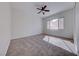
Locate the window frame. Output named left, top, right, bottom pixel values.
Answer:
left=47, top=17, right=64, bottom=30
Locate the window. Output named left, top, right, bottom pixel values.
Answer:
left=47, top=18, right=64, bottom=30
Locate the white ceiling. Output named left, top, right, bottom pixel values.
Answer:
left=34, top=2, right=75, bottom=17
left=11, top=2, right=75, bottom=18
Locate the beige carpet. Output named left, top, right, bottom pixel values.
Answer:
left=6, top=34, right=76, bottom=56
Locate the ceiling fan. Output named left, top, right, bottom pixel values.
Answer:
left=37, top=5, right=50, bottom=15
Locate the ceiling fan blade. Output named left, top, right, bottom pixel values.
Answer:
left=37, top=8, right=41, bottom=10
left=37, top=11, right=42, bottom=14
left=43, top=5, right=47, bottom=10
left=42, top=12, right=45, bottom=15
left=44, top=10, right=50, bottom=12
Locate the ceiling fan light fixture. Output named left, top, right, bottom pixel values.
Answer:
left=36, top=5, right=50, bottom=15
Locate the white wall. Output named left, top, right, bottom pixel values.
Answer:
left=0, top=3, right=11, bottom=56
left=43, top=8, right=74, bottom=39
left=11, top=2, right=42, bottom=39
left=74, top=2, right=79, bottom=55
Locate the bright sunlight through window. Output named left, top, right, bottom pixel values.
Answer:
left=47, top=18, right=64, bottom=30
